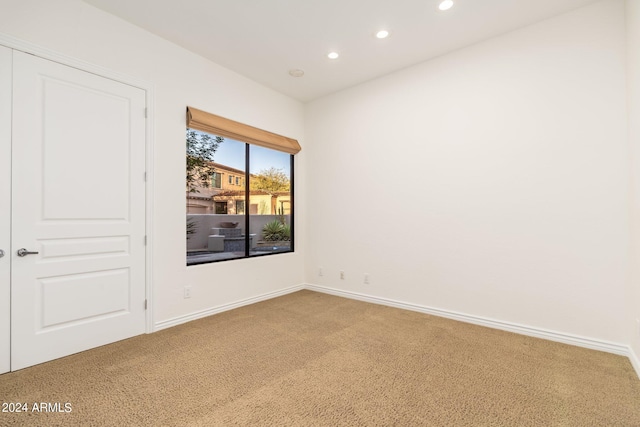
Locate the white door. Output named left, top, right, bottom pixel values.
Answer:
left=0, top=46, right=11, bottom=374
left=11, top=51, right=147, bottom=371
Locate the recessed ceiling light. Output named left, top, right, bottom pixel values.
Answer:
left=439, top=0, right=454, bottom=11
left=288, top=69, right=304, bottom=77
left=376, top=30, right=389, bottom=39
left=328, top=52, right=339, bottom=59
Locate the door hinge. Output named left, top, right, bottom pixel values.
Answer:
left=143, top=171, right=147, bottom=182
left=144, top=299, right=148, bottom=310
left=144, top=107, right=147, bottom=118
left=144, top=235, right=147, bottom=245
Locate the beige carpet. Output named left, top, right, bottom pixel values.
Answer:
left=1, top=290, right=639, bottom=426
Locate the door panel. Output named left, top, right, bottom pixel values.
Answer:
left=0, top=46, right=11, bottom=375
left=41, top=78, right=131, bottom=220
left=11, top=51, right=146, bottom=370
left=40, top=269, right=130, bottom=328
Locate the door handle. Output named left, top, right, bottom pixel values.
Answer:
left=0, top=249, right=4, bottom=258
left=17, top=248, right=39, bottom=257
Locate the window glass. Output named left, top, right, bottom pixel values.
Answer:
left=249, top=145, right=292, bottom=257
left=186, top=129, right=293, bottom=265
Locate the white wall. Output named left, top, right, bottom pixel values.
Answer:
left=0, top=0, right=307, bottom=325
left=305, top=0, right=630, bottom=345
left=627, top=0, right=640, bottom=370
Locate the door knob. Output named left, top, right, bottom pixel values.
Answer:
left=0, top=249, right=4, bottom=258
left=17, top=248, right=39, bottom=257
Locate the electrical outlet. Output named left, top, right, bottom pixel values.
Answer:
left=340, top=271, right=345, bottom=280
left=364, top=274, right=370, bottom=284
left=318, top=267, right=323, bottom=277
left=184, top=286, right=192, bottom=299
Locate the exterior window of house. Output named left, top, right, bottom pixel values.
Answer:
left=215, top=202, right=228, bottom=214
left=186, top=107, right=299, bottom=266
left=211, top=172, right=221, bottom=188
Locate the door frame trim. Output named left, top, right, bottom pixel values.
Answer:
left=0, top=32, right=155, bottom=334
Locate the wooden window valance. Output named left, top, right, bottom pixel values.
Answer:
left=186, top=106, right=301, bottom=155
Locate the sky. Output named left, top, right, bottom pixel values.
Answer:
left=197, top=132, right=291, bottom=176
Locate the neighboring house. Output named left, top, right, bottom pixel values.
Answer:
left=186, top=162, right=290, bottom=215
left=186, top=162, right=246, bottom=214
left=212, top=190, right=291, bottom=215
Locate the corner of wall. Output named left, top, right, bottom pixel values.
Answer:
left=629, top=344, right=640, bottom=380
left=627, top=0, right=640, bottom=382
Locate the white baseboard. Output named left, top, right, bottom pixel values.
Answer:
left=305, top=284, right=630, bottom=357
left=154, top=284, right=304, bottom=331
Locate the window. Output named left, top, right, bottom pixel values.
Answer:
left=215, top=202, right=228, bottom=214
left=211, top=172, right=221, bottom=188
left=185, top=107, right=300, bottom=266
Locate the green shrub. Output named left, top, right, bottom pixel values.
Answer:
left=262, top=220, right=285, bottom=241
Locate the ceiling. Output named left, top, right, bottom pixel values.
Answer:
left=83, top=0, right=602, bottom=102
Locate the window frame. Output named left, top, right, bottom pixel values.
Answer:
left=242, top=144, right=295, bottom=261
left=187, top=131, right=295, bottom=265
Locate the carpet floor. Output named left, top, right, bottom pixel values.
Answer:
left=0, top=290, right=639, bottom=426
